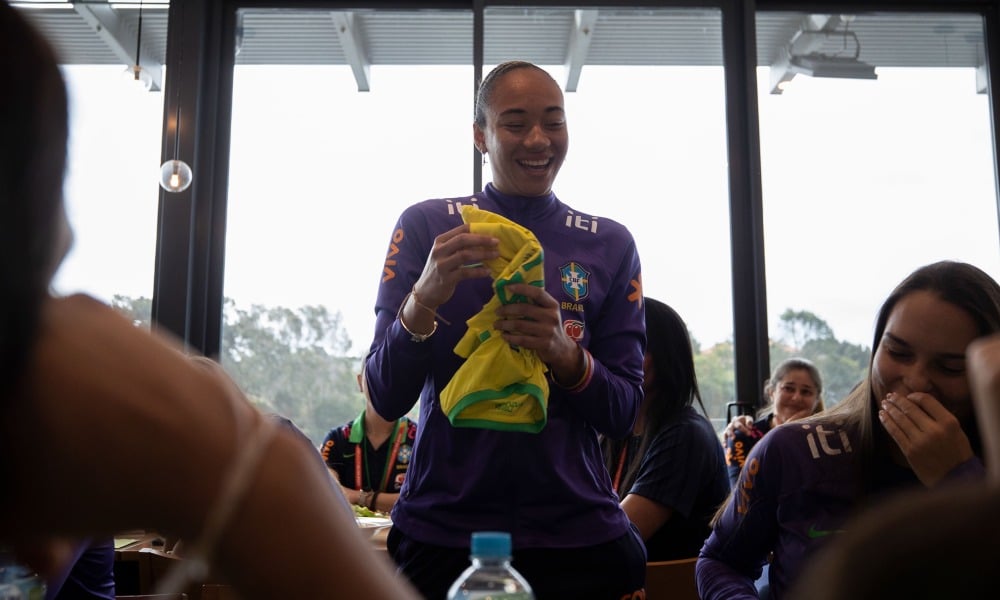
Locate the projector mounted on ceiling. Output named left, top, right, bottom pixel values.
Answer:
left=787, top=54, right=878, bottom=80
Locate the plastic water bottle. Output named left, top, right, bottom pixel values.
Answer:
left=446, top=531, right=534, bottom=600
left=0, top=547, right=46, bottom=600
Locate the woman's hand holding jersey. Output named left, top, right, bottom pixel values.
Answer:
left=413, top=224, right=499, bottom=308
left=493, top=281, right=584, bottom=384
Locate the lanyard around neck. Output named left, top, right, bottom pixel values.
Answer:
left=354, top=417, right=406, bottom=492
left=612, top=442, right=628, bottom=495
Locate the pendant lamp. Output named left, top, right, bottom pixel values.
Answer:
left=122, top=0, right=154, bottom=92
left=159, top=1, right=193, bottom=193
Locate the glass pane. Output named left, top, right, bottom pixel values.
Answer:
left=17, top=1, right=167, bottom=324
left=223, top=9, right=472, bottom=445
left=53, top=67, right=162, bottom=321
left=485, top=6, right=734, bottom=430
left=757, top=12, right=1000, bottom=406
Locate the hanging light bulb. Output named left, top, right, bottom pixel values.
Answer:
left=123, top=63, right=154, bottom=92
left=122, top=0, right=152, bottom=92
left=159, top=0, right=193, bottom=195
left=160, top=159, right=193, bottom=192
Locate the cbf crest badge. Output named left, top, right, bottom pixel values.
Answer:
left=560, top=262, right=591, bottom=301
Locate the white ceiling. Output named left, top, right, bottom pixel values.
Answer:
left=19, top=3, right=987, bottom=90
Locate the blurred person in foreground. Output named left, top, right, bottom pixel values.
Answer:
left=601, top=297, right=729, bottom=561
left=0, top=4, right=417, bottom=598
left=697, top=260, right=1000, bottom=600
left=363, top=60, right=647, bottom=599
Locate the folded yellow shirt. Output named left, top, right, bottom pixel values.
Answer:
left=439, top=205, right=549, bottom=433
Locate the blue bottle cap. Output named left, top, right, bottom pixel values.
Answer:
left=470, top=531, right=512, bottom=558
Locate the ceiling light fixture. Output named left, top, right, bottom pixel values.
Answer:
left=159, top=1, right=193, bottom=193
left=122, top=0, right=153, bottom=92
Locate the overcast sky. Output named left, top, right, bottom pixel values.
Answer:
left=54, top=64, right=1000, bottom=356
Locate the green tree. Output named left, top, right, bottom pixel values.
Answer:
left=777, top=309, right=834, bottom=349
left=110, top=295, right=365, bottom=447
left=769, top=309, right=869, bottom=407
left=694, top=339, right=736, bottom=429
left=799, top=337, right=869, bottom=406
left=111, top=294, right=151, bottom=329
left=219, top=299, right=364, bottom=445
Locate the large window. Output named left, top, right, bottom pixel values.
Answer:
left=484, top=7, right=735, bottom=427
left=757, top=12, right=1000, bottom=406
left=217, top=6, right=737, bottom=441
left=23, top=0, right=167, bottom=320
left=23, top=2, right=1000, bottom=440
left=222, top=9, right=473, bottom=444
left=53, top=66, right=162, bottom=316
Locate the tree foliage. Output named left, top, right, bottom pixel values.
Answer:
left=770, top=310, right=869, bottom=407
left=693, top=339, right=735, bottom=428
left=777, top=309, right=834, bottom=350
left=109, top=295, right=869, bottom=441
left=110, top=296, right=367, bottom=446
left=218, top=300, right=365, bottom=445
left=111, top=294, right=151, bottom=329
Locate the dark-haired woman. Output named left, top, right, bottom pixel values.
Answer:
left=698, top=260, right=1000, bottom=600
left=363, top=60, right=647, bottom=599
left=602, top=298, right=729, bottom=561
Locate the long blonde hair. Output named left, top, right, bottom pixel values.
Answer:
left=712, top=261, right=1000, bottom=525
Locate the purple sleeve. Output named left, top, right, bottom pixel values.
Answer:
left=697, top=434, right=780, bottom=600
left=363, top=206, right=438, bottom=421
left=561, top=238, right=644, bottom=438
left=937, top=455, right=986, bottom=484
left=45, top=538, right=116, bottom=600
left=695, top=555, right=760, bottom=600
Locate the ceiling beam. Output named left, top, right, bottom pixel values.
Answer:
left=564, top=9, right=598, bottom=93
left=331, top=11, right=371, bottom=92
left=74, top=2, right=162, bottom=91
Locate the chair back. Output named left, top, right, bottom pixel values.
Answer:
left=200, top=584, right=241, bottom=600
left=644, top=557, right=699, bottom=600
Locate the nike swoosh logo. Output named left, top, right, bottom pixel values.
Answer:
left=807, top=525, right=844, bottom=539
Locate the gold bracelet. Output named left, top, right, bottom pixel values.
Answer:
left=410, top=288, right=451, bottom=325
left=397, top=291, right=438, bottom=342
left=399, top=311, right=437, bottom=342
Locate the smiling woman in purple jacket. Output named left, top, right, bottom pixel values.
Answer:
left=363, top=61, right=647, bottom=600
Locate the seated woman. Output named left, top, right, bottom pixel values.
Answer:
left=723, top=358, right=824, bottom=488
left=786, top=332, right=1000, bottom=600
left=320, top=370, right=418, bottom=515
left=601, top=297, right=730, bottom=561
left=698, top=260, right=1000, bottom=600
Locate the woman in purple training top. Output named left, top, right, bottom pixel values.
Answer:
left=697, top=260, right=1000, bottom=600
left=363, top=61, right=647, bottom=599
